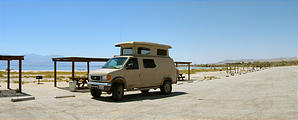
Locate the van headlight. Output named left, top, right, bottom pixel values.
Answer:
left=102, top=75, right=111, bottom=80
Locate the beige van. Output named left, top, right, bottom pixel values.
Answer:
left=87, top=42, right=177, bottom=100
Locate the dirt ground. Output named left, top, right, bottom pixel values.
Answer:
left=0, top=66, right=298, bottom=120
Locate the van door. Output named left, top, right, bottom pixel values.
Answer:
left=123, top=58, right=140, bottom=89
left=140, top=58, right=158, bottom=87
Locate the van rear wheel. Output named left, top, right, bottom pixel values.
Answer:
left=90, top=88, right=102, bottom=98
left=160, top=81, right=172, bottom=95
left=141, top=89, right=149, bottom=94
left=112, top=84, right=124, bottom=100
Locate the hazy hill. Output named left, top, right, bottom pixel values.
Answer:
left=1, top=54, right=63, bottom=66
left=215, top=56, right=298, bottom=64
left=23, top=54, right=63, bottom=65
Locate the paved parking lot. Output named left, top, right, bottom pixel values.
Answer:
left=0, top=66, right=298, bottom=120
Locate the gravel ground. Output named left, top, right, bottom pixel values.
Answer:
left=0, top=66, right=297, bottom=120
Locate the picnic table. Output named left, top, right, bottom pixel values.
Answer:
left=178, top=74, right=185, bottom=81
left=70, top=77, right=88, bottom=88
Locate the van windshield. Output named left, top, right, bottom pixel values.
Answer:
left=102, top=57, right=128, bottom=69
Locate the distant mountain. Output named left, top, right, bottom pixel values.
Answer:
left=215, top=59, right=255, bottom=64
left=23, top=54, right=63, bottom=65
left=215, top=56, right=298, bottom=64
left=3, top=54, right=63, bottom=66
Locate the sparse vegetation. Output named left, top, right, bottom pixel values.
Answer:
left=204, top=76, right=219, bottom=80
left=12, top=80, right=27, bottom=84
left=1, top=79, right=69, bottom=84
left=0, top=72, right=4, bottom=77
left=1, top=60, right=297, bottom=80
left=15, top=88, right=21, bottom=93
left=192, top=60, right=298, bottom=68
left=0, top=71, right=87, bottom=84
left=179, top=68, right=228, bottom=74
left=0, top=71, right=88, bottom=78
left=33, top=79, right=69, bottom=83
left=178, top=60, right=298, bottom=74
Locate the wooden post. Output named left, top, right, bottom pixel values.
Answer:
left=176, top=63, right=178, bottom=67
left=230, top=64, right=231, bottom=73
left=87, top=61, right=90, bottom=79
left=226, top=64, right=228, bottom=74
left=188, top=63, right=190, bottom=80
left=238, top=64, right=239, bottom=73
left=230, top=64, right=232, bottom=73
left=235, top=64, right=236, bottom=73
left=231, top=64, right=233, bottom=73
left=236, top=64, right=238, bottom=73
left=19, top=59, right=22, bottom=92
left=238, top=64, right=240, bottom=73
left=7, top=60, right=10, bottom=89
left=72, top=61, right=75, bottom=81
left=227, top=64, right=229, bottom=73
left=54, top=60, right=57, bottom=87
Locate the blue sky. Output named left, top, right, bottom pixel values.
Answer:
left=1, top=0, right=297, bottom=64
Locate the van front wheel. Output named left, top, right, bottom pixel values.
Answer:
left=160, top=81, right=172, bottom=95
left=112, top=84, right=124, bottom=100
left=90, top=88, right=102, bottom=98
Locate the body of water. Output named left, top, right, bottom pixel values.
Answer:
left=0, top=64, right=103, bottom=71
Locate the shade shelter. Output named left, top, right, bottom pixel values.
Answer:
left=226, top=63, right=241, bottom=74
left=52, top=57, right=110, bottom=87
left=174, top=62, right=192, bottom=80
left=0, top=55, right=24, bottom=92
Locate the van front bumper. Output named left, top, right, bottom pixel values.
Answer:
left=87, top=82, right=112, bottom=91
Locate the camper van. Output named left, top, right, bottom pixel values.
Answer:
left=87, top=41, right=177, bottom=100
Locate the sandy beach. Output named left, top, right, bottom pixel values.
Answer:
left=0, top=66, right=297, bottom=120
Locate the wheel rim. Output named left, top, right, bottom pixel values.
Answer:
left=117, top=85, right=123, bottom=97
left=165, top=83, right=171, bottom=92
left=118, top=90, right=123, bottom=96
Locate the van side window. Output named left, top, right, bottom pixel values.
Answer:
left=143, top=59, right=156, bottom=68
left=157, top=49, right=167, bottom=56
left=137, top=47, right=150, bottom=55
left=126, top=58, right=139, bottom=69
left=122, top=48, right=133, bottom=55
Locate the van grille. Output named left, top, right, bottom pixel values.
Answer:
left=91, top=76, right=102, bottom=80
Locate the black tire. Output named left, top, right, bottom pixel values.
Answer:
left=160, top=81, right=172, bottom=95
left=90, top=88, right=102, bottom=98
left=141, top=89, right=150, bottom=94
left=112, top=83, right=124, bottom=100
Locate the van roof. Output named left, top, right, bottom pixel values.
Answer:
left=115, top=41, right=172, bottom=49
